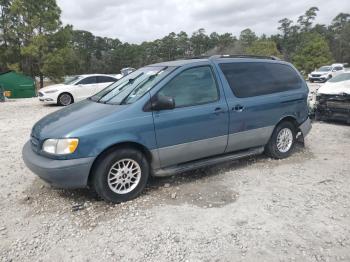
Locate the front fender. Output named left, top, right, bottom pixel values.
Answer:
left=69, top=112, right=157, bottom=160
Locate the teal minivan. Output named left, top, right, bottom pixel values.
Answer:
left=23, top=55, right=311, bottom=203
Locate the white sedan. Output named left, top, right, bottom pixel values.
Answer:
left=38, top=74, right=121, bottom=106
left=317, top=72, right=350, bottom=95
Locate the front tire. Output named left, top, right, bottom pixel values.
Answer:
left=91, top=148, right=149, bottom=203
left=265, top=121, right=296, bottom=159
left=57, top=92, right=73, bottom=106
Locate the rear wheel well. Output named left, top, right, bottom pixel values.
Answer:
left=88, top=142, right=152, bottom=186
left=277, top=116, right=299, bottom=130
left=275, top=116, right=304, bottom=142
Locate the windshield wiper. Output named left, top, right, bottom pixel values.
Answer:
left=120, top=74, right=157, bottom=105
left=120, top=67, right=168, bottom=105
left=98, top=78, right=137, bottom=104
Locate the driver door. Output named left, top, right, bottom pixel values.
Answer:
left=151, top=65, right=229, bottom=168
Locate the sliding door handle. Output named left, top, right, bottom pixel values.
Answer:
left=232, top=104, right=244, bottom=112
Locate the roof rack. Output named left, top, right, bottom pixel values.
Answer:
left=210, top=54, right=280, bottom=60
left=182, top=56, right=210, bottom=60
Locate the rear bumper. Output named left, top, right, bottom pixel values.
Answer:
left=299, top=117, right=312, bottom=138
left=22, top=141, right=94, bottom=188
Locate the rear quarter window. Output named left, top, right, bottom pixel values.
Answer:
left=97, top=76, right=117, bottom=83
left=77, top=76, right=97, bottom=85
left=219, top=62, right=302, bottom=98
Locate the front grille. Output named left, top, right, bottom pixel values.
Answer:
left=30, top=135, right=40, bottom=153
left=311, top=74, right=321, bottom=77
left=38, top=92, right=44, bottom=97
left=326, top=101, right=350, bottom=110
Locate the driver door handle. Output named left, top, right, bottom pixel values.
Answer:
left=213, top=107, right=225, bottom=115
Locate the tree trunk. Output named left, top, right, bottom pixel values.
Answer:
left=39, top=73, right=44, bottom=89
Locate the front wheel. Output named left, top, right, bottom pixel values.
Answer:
left=265, top=121, right=296, bottom=159
left=91, top=148, right=149, bottom=203
left=57, top=93, right=73, bottom=106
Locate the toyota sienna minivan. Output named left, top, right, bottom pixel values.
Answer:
left=23, top=55, right=311, bottom=203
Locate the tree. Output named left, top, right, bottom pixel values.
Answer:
left=278, top=18, right=293, bottom=37
left=297, top=7, right=319, bottom=32
left=239, top=28, right=257, bottom=49
left=246, top=40, right=282, bottom=57
left=176, top=31, right=190, bottom=58
left=0, top=0, right=22, bottom=71
left=190, top=28, right=210, bottom=56
left=329, top=13, right=350, bottom=64
left=292, top=33, right=333, bottom=75
left=10, top=0, right=64, bottom=88
left=160, top=32, right=177, bottom=60
left=2, top=2, right=350, bottom=85
left=276, top=18, right=300, bottom=60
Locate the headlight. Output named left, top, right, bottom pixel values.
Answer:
left=42, top=138, right=79, bottom=155
left=44, top=89, right=58, bottom=94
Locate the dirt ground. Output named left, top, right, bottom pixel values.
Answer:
left=0, top=97, right=350, bottom=262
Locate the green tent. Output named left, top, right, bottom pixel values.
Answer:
left=0, top=71, right=36, bottom=98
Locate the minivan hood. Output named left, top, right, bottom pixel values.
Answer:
left=31, top=99, right=127, bottom=139
left=317, top=81, right=350, bottom=95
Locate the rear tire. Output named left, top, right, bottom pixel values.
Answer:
left=265, top=121, right=296, bottom=159
left=57, top=92, right=73, bottom=106
left=91, top=148, right=149, bottom=203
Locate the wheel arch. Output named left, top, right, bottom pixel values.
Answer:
left=274, top=115, right=304, bottom=142
left=87, top=141, right=153, bottom=186
left=276, top=115, right=299, bottom=130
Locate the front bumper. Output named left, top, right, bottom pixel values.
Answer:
left=315, top=94, right=350, bottom=123
left=316, top=107, right=350, bottom=123
left=299, top=117, right=312, bottom=138
left=309, top=76, right=327, bottom=82
left=22, top=141, right=95, bottom=188
left=39, top=98, right=56, bottom=104
left=38, top=92, right=58, bottom=104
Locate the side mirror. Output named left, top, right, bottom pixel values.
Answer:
left=152, top=94, right=175, bottom=111
left=332, top=69, right=336, bottom=72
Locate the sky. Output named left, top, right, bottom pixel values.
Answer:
left=56, top=0, right=350, bottom=43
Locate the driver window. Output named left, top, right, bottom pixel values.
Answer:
left=158, top=66, right=219, bottom=108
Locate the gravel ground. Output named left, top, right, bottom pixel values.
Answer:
left=0, top=97, right=350, bottom=262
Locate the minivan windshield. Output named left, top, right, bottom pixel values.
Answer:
left=90, top=66, right=174, bottom=105
left=317, top=66, right=331, bottom=72
left=328, top=73, right=350, bottom=83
